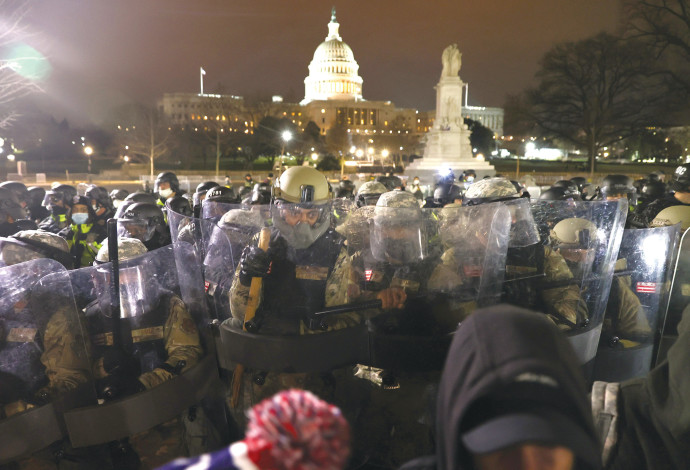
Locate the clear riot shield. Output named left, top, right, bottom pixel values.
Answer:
left=656, top=226, right=690, bottom=364
left=200, top=200, right=238, bottom=221
left=202, top=208, right=266, bottom=321
left=62, top=245, right=227, bottom=452
left=344, top=204, right=511, bottom=372
left=529, top=199, right=627, bottom=369
left=593, top=225, right=680, bottom=381
left=0, top=259, right=96, bottom=464
left=216, top=201, right=369, bottom=373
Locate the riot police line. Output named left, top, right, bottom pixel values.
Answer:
left=1, top=181, right=688, bottom=467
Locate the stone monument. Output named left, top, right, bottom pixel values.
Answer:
left=406, top=44, right=495, bottom=181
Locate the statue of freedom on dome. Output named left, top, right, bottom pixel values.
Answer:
left=441, top=44, right=462, bottom=78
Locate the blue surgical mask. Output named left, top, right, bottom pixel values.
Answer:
left=72, top=213, right=89, bottom=225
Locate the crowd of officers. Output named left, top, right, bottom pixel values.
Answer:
left=0, top=164, right=689, bottom=469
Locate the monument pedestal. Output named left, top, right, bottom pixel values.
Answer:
left=404, top=44, right=494, bottom=184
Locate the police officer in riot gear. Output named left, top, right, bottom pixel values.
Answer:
left=38, top=184, right=77, bottom=233
left=638, top=163, right=690, bottom=228
left=598, top=174, right=637, bottom=227
left=193, top=181, right=219, bottom=218
left=109, top=188, right=130, bottom=209
left=26, top=186, right=49, bottom=223
left=118, top=202, right=171, bottom=250
left=0, top=187, right=33, bottom=237
left=59, top=195, right=104, bottom=268
left=85, top=238, right=204, bottom=468
left=0, top=181, right=30, bottom=210
left=226, top=166, right=358, bottom=424
left=84, top=184, right=115, bottom=229
left=355, top=181, right=388, bottom=208
left=154, top=171, right=184, bottom=206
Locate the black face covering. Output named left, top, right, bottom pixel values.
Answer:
left=49, top=205, right=68, bottom=216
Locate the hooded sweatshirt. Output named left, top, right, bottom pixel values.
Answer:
left=401, top=304, right=601, bottom=470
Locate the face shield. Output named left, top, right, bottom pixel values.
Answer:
left=94, top=264, right=151, bottom=319
left=271, top=201, right=331, bottom=249
left=370, top=207, right=426, bottom=264
left=117, top=219, right=155, bottom=243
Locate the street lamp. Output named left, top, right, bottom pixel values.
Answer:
left=280, top=131, right=293, bottom=168
left=84, top=146, right=93, bottom=174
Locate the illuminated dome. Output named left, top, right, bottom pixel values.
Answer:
left=301, top=8, right=363, bottom=105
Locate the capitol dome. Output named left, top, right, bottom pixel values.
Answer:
left=301, top=8, right=363, bottom=105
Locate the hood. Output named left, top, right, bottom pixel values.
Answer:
left=436, top=304, right=600, bottom=470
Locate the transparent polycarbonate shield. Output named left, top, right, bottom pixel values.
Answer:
left=0, top=259, right=95, bottom=463
left=331, top=197, right=356, bottom=232
left=344, top=204, right=510, bottom=337
left=64, top=245, right=228, bottom=449
left=116, top=218, right=155, bottom=244
left=201, top=200, right=238, bottom=220
left=593, top=225, right=680, bottom=381
left=530, top=199, right=628, bottom=366
left=202, top=209, right=266, bottom=321
left=657, top=226, right=690, bottom=364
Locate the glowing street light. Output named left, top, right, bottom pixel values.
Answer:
left=84, top=146, right=94, bottom=173
left=6, top=154, right=15, bottom=162
left=311, top=152, right=319, bottom=161
left=381, top=149, right=389, bottom=158
left=355, top=149, right=364, bottom=158
left=281, top=130, right=292, bottom=158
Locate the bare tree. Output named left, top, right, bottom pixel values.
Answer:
left=524, top=33, right=668, bottom=174
left=0, top=0, right=43, bottom=128
left=111, top=104, right=171, bottom=177
left=196, top=94, right=244, bottom=176
left=624, top=0, right=690, bottom=94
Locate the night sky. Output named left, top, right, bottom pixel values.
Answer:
left=18, top=0, right=621, bottom=126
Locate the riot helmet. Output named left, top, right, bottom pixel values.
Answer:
left=552, top=180, right=581, bottom=199
left=0, top=181, right=29, bottom=208
left=540, top=186, right=581, bottom=202
left=600, top=175, right=636, bottom=203
left=84, top=184, right=113, bottom=216
left=42, top=185, right=76, bottom=214
left=550, top=218, right=599, bottom=277
left=0, top=229, right=72, bottom=268
left=569, top=177, right=587, bottom=193
left=248, top=183, right=271, bottom=205
left=165, top=195, right=193, bottom=217
left=650, top=205, right=690, bottom=231
left=27, top=186, right=46, bottom=207
left=437, top=168, right=455, bottom=185
left=0, top=186, right=29, bottom=236
left=371, top=190, right=425, bottom=264
left=118, top=202, right=169, bottom=248
left=193, top=181, right=219, bottom=209
left=335, top=179, right=356, bottom=198
left=433, top=183, right=463, bottom=206
left=463, top=177, right=520, bottom=206
left=355, top=181, right=388, bottom=208
left=109, top=188, right=130, bottom=208
left=670, top=164, right=690, bottom=192
left=639, top=181, right=666, bottom=203
left=124, top=191, right=158, bottom=205
left=271, top=166, right=332, bottom=249
left=375, top=174, right=403, bottom=191
left=154, top=171, right=180, bottom=199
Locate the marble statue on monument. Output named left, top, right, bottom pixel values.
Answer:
left=406, top=44, right=494, bottom=180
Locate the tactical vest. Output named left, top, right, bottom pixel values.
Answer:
left=255, top=229, right=344, bottom=334
left=85, top=292, right=175, bottom=374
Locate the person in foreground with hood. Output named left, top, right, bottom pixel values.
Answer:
left=401, top=304, right=601, bottom=470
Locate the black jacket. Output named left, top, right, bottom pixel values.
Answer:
left=401, top=305, right=600, bottom=470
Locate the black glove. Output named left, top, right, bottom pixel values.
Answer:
left=102, top=349, right=141, bottom=378
left=238, top=245, right=273, bottom=286
left=97, top=374, right=145, bottom=401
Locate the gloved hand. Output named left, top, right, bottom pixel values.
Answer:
left=238, top=245, right=273, bottom=286
left=376, top=287, right=407, bottom=309
left=102, top=349, right=141, bottom=378
left=97, top=374, right=146, bottom=401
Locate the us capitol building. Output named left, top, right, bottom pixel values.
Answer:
left=158, top=8, right=503, bottom=153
